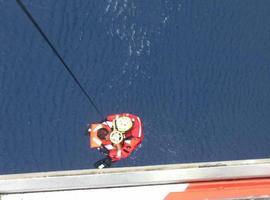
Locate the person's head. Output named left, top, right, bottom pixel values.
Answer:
left=115, top=116, right=133, bottom=132
left=97, top=128, right=109, bottom=140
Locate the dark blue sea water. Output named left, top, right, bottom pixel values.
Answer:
left=1, top=0, right=270, bottom=174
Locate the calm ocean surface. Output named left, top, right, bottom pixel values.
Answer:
left=1, top=0, right=270, bottom=174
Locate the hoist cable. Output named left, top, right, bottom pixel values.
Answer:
left=16, top=0, right=106, bottom=121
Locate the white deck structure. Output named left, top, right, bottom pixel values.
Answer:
left=1, top=159, right=270, bottom=199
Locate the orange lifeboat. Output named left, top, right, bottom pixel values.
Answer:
left=89, top=123, right=110, bottom=148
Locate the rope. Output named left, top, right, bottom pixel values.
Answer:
left=16, top=0, right=106, bottom=121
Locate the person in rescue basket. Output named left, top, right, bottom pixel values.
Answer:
left=89, top=113, right=144, bottom=169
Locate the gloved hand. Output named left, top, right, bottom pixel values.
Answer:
left=94, top=157, right=112, bottom=169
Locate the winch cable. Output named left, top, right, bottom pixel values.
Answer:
left=16, top=0, right=107, bottom=121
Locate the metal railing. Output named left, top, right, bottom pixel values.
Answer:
left=1, top=158, right=270, bottom=194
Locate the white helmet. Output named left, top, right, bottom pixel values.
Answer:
left=115, top=116, right=133, bottom=132
left=110, top=130, right=124, bottom=144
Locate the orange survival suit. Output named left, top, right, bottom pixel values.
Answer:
left=106, top=113, right=144, bottom=162
left=90, top=113, right=144, bottom=163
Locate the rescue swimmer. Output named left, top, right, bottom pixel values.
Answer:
left=88, top=113, right=144, bottom=169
